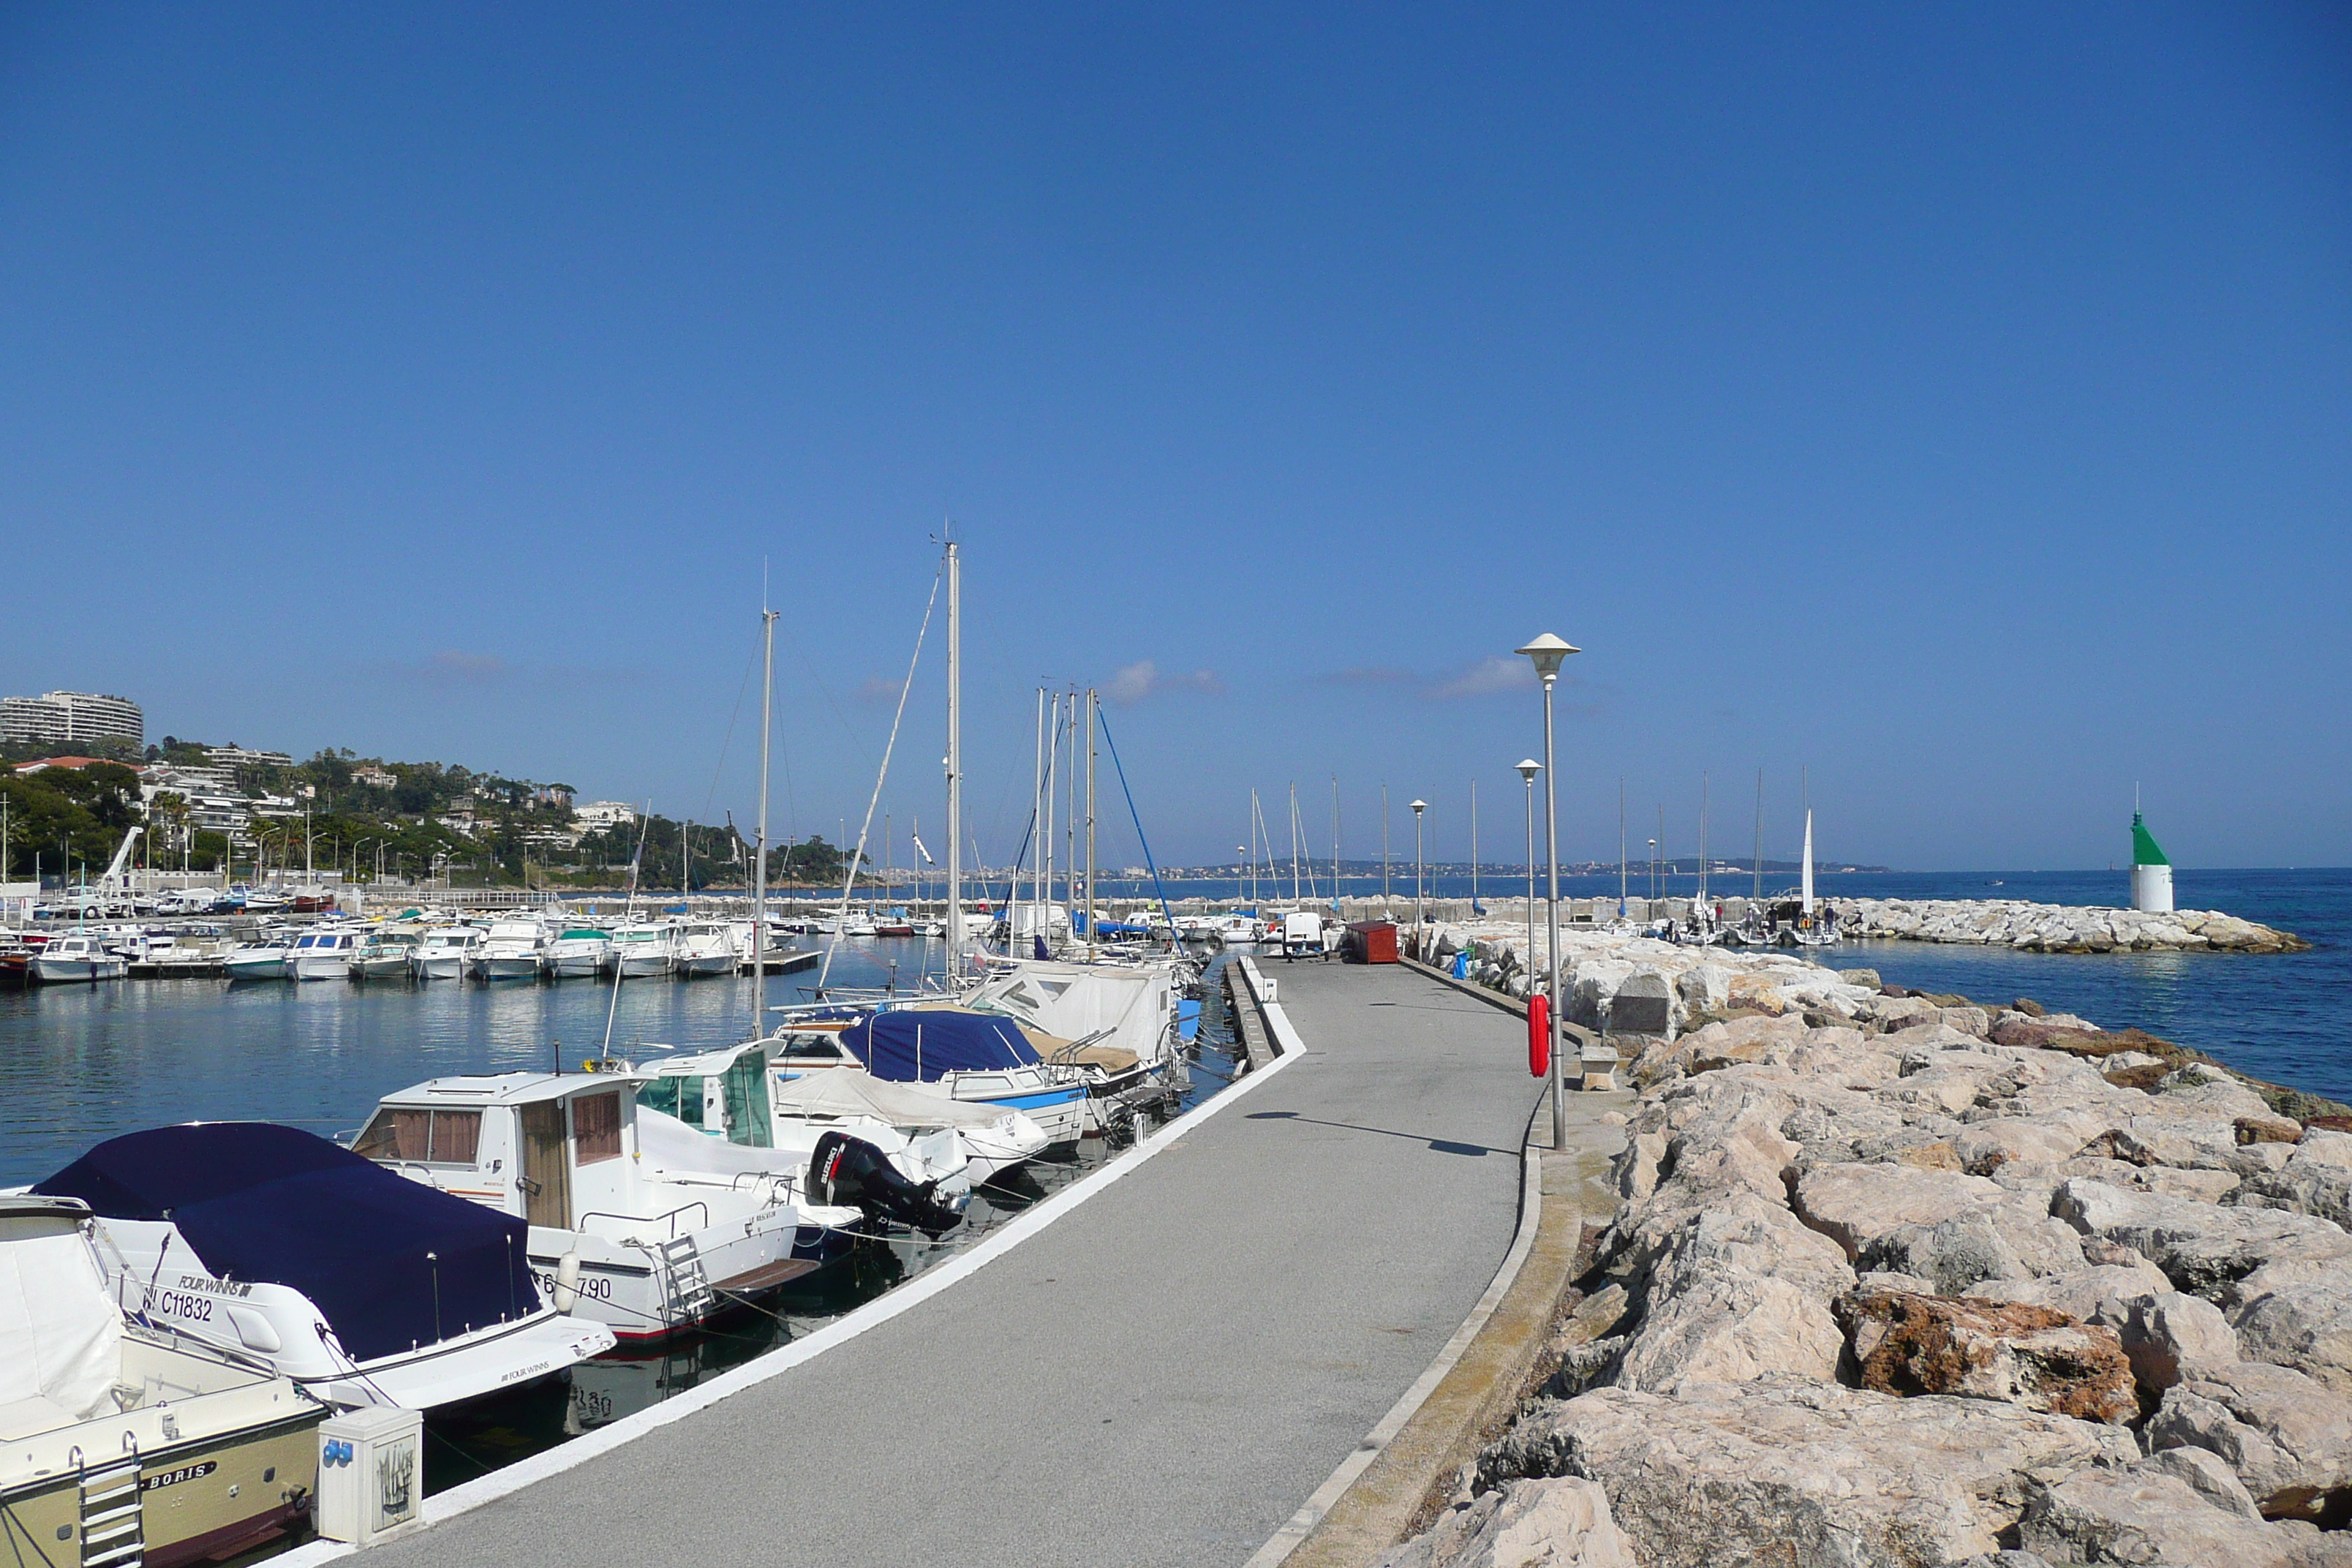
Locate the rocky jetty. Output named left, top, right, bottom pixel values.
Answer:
left=1379, top=951, right=2352, bottom=1567
left=1833, top=897, right=2308, bottom=954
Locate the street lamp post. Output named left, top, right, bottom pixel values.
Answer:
left=1516, top=760, right=1540, bottom=975
left=1517, top=633, right=1580, bottom=1151
left=1409, top=799, right=1428, bottom=935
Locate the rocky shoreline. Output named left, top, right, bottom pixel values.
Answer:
left=1831, top=897, right=2309, bottom=954
left=1380, top=928, right=2352, bottom=1567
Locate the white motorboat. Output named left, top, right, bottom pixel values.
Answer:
left=963, top=956, right=1187, bottom=1128
left=351, top=927, right=421, bottom=980
left=223, top=930, right=296, bottom=981
left=606, top=921, right=679, bottom=978
left=673, top=921, right=737, bottom=978
left=477, top=917, right=549, bottom=981
left=287, top=925, right=364, bottom=981
left=767, top=1007, right=1090, bottom=1147
left=38, top=1124, right=616, bottom=1411
left=355, top=1071, right=860, bottom=1342
left=0, top=1195, right=328, bottom=1567
left=546, top=924, right=612, bottom=979
left=630, top=1041, right=969, bottom=1232
left=410, top=925, right=483, bottom=981
left=28, top=932, right=128, bottom=983
left=767, top=1056, right=1049, bottom=1184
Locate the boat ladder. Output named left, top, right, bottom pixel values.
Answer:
left=76, top=1449, right=146, bottom=1568
left=655, top=1237, right=712, bottom=1326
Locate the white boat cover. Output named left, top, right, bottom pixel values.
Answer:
left=772, top=1068, right=1036, bottom=1134
left=0, top=1204, right=121, bottom=1433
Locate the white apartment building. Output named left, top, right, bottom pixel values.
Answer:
left=1, top=690, right=143, bottom=749
left=573, top=800, right=638, bottom=832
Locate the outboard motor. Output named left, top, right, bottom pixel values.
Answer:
left=807, top=1131, right=964, bottom=1239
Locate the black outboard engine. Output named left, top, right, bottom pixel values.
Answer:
left=807, top=1131, right=964, bottom=1239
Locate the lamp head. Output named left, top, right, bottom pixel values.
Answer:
left=1409, top=799, right=1427, bottom=816
left=1515, top=633, right=1580, bottom=682
left=1515, top=758, right=1541, bottom=783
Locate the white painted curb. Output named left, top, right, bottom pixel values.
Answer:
left=277, top=980, right=1300, bottom=1565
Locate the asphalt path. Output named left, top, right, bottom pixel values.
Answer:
left=366, top=959, right=1540, bottom=1568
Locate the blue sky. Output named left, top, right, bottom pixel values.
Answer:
left=2, top=4, right=2346, bottom=872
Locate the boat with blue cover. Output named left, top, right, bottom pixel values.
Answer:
left=33, top=1123, right=617, bottom=1410
left=770, top=1008, right=1090, bottom=1147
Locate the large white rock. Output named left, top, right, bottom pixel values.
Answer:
left=2050, top=1178, right=2352, bottom=1303
left=2147, top=1360, right=2352, bottom=1523
left=2017, top=1466, right=2323, bottom=1565
left=1376, top=1477, right=1638, bottom=1568
left=2096, top=1290, right=2239, bottom=1392
left=1482, top=1378, right=2137, bottom=1568
left=1613, top=1264, right=1843, bottom=1395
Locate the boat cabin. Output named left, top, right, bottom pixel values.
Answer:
left=633, top=1043, right=776, bottom=1147
left=353, top=1073, right=649, bottom=1234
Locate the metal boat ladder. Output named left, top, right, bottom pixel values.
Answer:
left=77, top=1448, right=146, bottom=1568
left=655, top=1237, right=712, bottom=1327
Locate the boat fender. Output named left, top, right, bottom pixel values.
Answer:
left=553, top=1252, right=581, bottom=1313
left=1528, top=992, right=1550, bottom=1079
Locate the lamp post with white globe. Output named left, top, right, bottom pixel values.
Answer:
left=1517, top=633, right=1580, bottom=1150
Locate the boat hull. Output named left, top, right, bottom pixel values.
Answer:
left=411, top=954, right=469, bottom=980
left=2, top=1415, right=322, bottom=1568
left=290, top=954, right=351, bottom=981
left=548, top=950, right=606, bottom=978
left=479, top=955, right=545, bottom=981
left=29, top=956, right=127, bottom=982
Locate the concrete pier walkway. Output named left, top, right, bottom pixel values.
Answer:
left=363, top=962, right=1547, bottom=1568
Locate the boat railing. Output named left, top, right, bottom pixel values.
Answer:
left=581, top=1201, right=709, bottom=1241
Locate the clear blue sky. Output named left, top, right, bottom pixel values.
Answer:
left=3, top=4, right=2346, bottom=872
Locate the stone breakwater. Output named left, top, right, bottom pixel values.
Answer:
left=1379, top=960, right=2352, bottom=1567
left=1832, top=897, right=2309, bottom=954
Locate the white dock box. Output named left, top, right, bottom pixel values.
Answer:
left=317, top=1405, right=422, bottom=1545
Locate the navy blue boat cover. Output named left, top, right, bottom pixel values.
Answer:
left=37, top=1123, right=538, bottom=1362
left=845, top=1009, right=1041, bottom=1082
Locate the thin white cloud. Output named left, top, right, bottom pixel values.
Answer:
left=1427, top=656, right=1536, bottom=699
left=1109, top=660, right=1225, bottom=706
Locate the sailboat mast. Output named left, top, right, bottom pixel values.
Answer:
left=1700, top=772, right=1708, bottom=908
left=1618, top=778, right=1627, bottom=915
left=1330, top=777, right=1340, bottom=910
left=755, top=604, right=776, bottom=998
left=1289, top=783, right=1300, bottom=903
left=1030, top=688, right=1044, bottom=942
left=1085, top=687, right=1096, bottom=956
left=943, top=539, right=962, bottom=975
left=1752, top=769, right=1764, bottom=903
left=1471, top=780, right=1479, bottom=907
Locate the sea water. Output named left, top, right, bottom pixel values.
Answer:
left=1100, top=866, right=2352, bottom=1104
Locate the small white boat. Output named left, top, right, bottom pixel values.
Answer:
left=673, top=921, right=737, bottom=978
left=223, top=932, right=296, bottom=981
left=356, top=1071, right=860, bottom=1342
left=410, top=925, right=483, bottom=981
left=0, top=1195, right=330, bottom=1567
left=769, top=1008, right=1090, bottom=1147
left=287, top=926, right=364, bottom=981
left=546, top=924, right=612, bottom=979
left=351, top=927, right=421, bottom=980
left=477, top=917, right=549, bottom=981
left=606, top=921, right=679, bottom=978
left=41, top=1124, right=617, bottom=1411
left=28, top=932, right=128, bottom=983
left=767, top=1053, right=1049, bottom=1183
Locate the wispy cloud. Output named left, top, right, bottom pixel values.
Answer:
left=853, top=676, right=902, bottom=706
left=1320, top=656, right=1558, bottom=702
left=1427, top=656, right=1535, bottom=699
left=1108, top=660, right=1225, bottom=706
left=385, top=649, right=510, bottom=686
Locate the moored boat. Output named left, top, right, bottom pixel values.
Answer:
left=0, top=1194, right=328, bottom=1568
left=37, top=1124, right=617, bottom=1411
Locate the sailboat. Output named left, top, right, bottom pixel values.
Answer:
left=1784, top=807, right=1839, bottom=948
